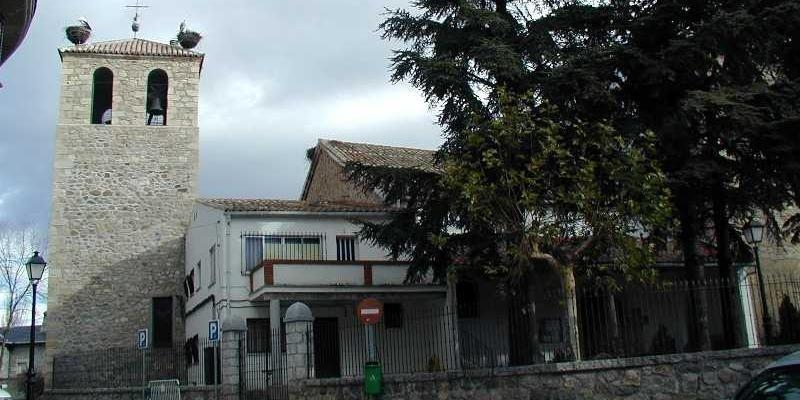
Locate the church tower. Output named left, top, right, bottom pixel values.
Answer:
left=46, top=38, right=203, bottom=363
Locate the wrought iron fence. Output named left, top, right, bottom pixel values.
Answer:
left=306, top=274, right=800, bottom=378
left=47, top=274, right=800, bottom=389
left=51, top=337, right=219, bottom=389
left=241, top=328, right=288, bottom=400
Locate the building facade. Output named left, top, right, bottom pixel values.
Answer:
left=184, top=198, right=448, bottom=383
left=46, top=38, right=203, bottom=369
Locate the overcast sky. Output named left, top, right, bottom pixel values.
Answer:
left=0, top=1, right=442, bottom=230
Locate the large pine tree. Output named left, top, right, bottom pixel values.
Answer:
left=354, top=0, right=800, bottom=355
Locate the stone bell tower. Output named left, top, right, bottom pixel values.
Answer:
left=46, top=38, right=203, bottom=366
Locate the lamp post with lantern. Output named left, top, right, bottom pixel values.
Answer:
left=25, top=251, right=46, bottom=400
left=743, top=218, right=771, bottom=344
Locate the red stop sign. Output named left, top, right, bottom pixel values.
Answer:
left=357, top=298, right=383, bottom=325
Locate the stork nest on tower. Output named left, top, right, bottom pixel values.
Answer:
left=177, top=30, right=202, bottom=49
left=65, top=26, right=91, bottom=45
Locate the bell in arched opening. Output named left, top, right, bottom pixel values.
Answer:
left=146, top=69, right=168, bottom=126
left=146, top=94, right=165, bottom=125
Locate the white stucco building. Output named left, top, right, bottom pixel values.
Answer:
left=184, top=140, right=453, bottom=383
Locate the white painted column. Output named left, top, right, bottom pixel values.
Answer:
left=739, top=267, right=759, bottom=348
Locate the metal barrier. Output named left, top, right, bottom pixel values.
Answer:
left=146, top=379, right=181, bottom=400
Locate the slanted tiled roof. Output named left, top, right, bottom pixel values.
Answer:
left=320, top=139, right=439, bottom=173
left=59, top=38, right=203, bottom=58
left=2, top=325, right=45, bottom=345
left=198, top=199, right=397, bottom=213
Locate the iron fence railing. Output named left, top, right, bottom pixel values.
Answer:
left=242, top=328, right=288, bottom=400
left=306, top=274, right=800, bottom=378
left=48, top=274, right=800, bottom=388
left=51, top=337, right=219, bottom=389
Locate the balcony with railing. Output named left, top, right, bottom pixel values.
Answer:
left=243, top=232, right=443, bottom=297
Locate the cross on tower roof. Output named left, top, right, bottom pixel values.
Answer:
left=125, top=0, right=149, bottom=38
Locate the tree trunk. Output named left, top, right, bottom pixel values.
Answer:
left=495, top=0, right=507, bottom=14
left=563, top=266, right=581, bottom=360
left=712, top=182, right=743, bottom=348
left=678, top=193, right=712, bottom=351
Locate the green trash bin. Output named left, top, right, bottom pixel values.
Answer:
left=364, top=361, right=383, bottom=395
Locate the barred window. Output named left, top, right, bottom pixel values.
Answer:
left=246, top=318, right=287, bottom=353
left=246, top=318, right=269, bottom=353
left=243, top=234, right=324, bottom=271
left=281, top=236, right=321, bottom=259
left=244, top=236, right=263, bottom=270
left=336, top=236, right=357, bottom=261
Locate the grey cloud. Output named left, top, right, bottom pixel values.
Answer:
left=0, top=0, right=442, bottom=228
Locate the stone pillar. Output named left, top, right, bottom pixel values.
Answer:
left=269, top=299, right=282, bottom=373
left=283, top=302, right=314, bottom=381
left=221, top=315, right=246, bottom=400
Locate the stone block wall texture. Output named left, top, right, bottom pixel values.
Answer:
left=220, top=330, right=243, bottom=400
left=285, top=321, right=313, bottom=381
left=291, top=345, right=800, bottom=400
left=46, top=50, right=201, bottom=375
left=57, top=53, right=201, bottom=127
left=303, top=150, right=382, bottom=204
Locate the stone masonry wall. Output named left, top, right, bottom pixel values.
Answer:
left=304, top=150, right=382, bottom=204
left=291, top=345, right=800, bottom=400
left=46, top=50, right=201, bottom=374
left=57, top=53, right=201, bottom=127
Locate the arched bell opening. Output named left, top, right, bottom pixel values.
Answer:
left=91, top=67, right=114, bottom=124
left=146, top=69, right=168, bottom=126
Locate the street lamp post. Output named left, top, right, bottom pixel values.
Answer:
left=25, top=251, right=46, bottom=400
left=743, top=218, right=771, bottom=345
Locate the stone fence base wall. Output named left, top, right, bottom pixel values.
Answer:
left=292, top=345, right=800, bottom=400
left=42, top=386, right=215, bottom=400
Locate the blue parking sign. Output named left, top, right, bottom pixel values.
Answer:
left=209, top=320, right=220, bottom=342
left=137, top=329, right=149, bottom=349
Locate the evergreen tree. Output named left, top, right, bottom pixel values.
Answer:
left=357, top=0, right=800, bottom=354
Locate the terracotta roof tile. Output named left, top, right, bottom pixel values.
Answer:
left=198, top=198, right=397, bottom=213
left=320, top=139, right=439, bottom=173
left=59, top=38, right=203, bottom=58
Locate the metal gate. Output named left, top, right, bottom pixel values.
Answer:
left=242, top=328, right=288, bottom=400
left=146, top=379, right=181, bottom=400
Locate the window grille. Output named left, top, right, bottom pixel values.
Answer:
left=246, top=318, right=269, bottom=353
left=336, top=236, right=357, bottom=261
left=246, top=319, right=287, bottom=353
left=242, top=232, right=326, bottom=272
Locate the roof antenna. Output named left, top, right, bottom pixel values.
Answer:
left=125, top=0, right=149, bottom=38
